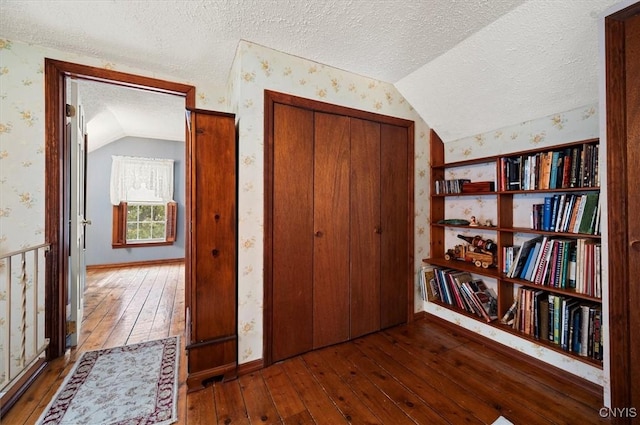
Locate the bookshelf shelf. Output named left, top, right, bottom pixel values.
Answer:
left=494, top=323, right=603, bottom=368
left=424, top=130, right=603, bottom=367
left=429, top=297, right=602, bottom=369
left=431, top=192, right=497, bottom=198
left=503, top=227, right=602, bottom=239
left=432, top=223, right=498, bottom=231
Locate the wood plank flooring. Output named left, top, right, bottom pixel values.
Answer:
left=4, top=264, right=608, bottom=424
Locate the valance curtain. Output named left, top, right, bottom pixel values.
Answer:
left=110, top=155, right=174, bottom=205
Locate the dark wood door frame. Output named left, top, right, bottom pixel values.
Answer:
left=44, top=59, right=195, bottom=358
left=604, top=3, right=640, bottom=422
left=263, top=90, right=415, bottom=366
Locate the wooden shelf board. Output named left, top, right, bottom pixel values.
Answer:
left=422, top=257, right=502, bottom=279
left=426, top=301, right=603, bottom=369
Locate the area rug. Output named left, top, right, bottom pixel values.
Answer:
left=37, top=336, right=179, bottom=425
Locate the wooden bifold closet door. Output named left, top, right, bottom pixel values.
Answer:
left=267, top=92, right=414, bottom=365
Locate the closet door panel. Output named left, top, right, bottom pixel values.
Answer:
left=350, top=118, right=381, bottom=338
left=313, top=112, right=350, bottom=349
left=272, top=104, right=315, bottom=361
left=191, top=112, right=237, bottom=343
left=380, top=123, right=409, bottom=328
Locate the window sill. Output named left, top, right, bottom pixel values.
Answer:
left=112, top=241, right=175, bottom=249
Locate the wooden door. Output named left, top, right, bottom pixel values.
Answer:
left=350, top=118, right=381, bottom=338
left=605, top=5, right=640, bottom=420
left=186, top=108, right=237, bottom=389
left=380, top=123, right=410, bottom=328
left=312, top=112, right=350, bottom=349
left=271, top=104, right=315, bottom=361
left=265, top=90, right=414, bottom=366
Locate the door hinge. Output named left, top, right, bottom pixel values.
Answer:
left=66, top=321, right=77, bottom=335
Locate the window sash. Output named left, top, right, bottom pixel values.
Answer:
left=112, top=201, right=177, bottom=248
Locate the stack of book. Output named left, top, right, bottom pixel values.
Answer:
left=501, top=288, right=602, bottom=361
left=530, top=193, right=601, bottom=235
left=430, top=267, right=498, bottom=322
left=434, top=178, right=471, bottom=194
left=500, top=143, right=599, bottom=191
left=505, top=237, right=602, bottom=297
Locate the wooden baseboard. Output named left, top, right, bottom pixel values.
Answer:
left=237, top=358, right=264, bottom=376
left=86, top=258, right=184, bottom=270
left=0, top=358, right=47, bottom=418
left=413, top=310, right=427, bottom=321
left=421, top=312, right=603, bottom=399
left=186, top=362, right=237, bottom=392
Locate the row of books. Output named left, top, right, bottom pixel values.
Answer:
left=501, top=288, right=602, bottom=360
left=505, top=236, right=602, bottom=297
left=499, top=143, right=599, bottom=191
left=427, top=267, right=498, bottom=322
left=434, top=178, right=470, bottom=194
left=531, top=193, right=601, bottom=235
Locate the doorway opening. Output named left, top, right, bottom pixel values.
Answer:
left=44, top=59, right=195, bottom=359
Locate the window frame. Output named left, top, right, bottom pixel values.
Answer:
left=112, top=200, right=177, bottom=248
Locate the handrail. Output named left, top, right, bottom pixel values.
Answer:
left=0, top=242, right=50, bottom=261
left=1, top=243, right=50, bottom=394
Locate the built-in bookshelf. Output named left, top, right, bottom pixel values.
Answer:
left=423, top=131, right=602, bottom=367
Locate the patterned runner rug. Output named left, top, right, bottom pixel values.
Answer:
left=37, top=336, right=179, bottom=425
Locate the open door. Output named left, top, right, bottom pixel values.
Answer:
left=67, top=79, right=89, bottom=347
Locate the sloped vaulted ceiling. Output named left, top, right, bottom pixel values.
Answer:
left=395, top=0, right=623, bottom=143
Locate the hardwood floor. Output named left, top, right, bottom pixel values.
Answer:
left=4, top=264, right=608, bottom=424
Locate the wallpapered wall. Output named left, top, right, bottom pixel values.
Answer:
left=226, top=41, right=431, bottom=364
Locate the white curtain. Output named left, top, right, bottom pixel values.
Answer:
left=110, top=155, right=174, bottom=205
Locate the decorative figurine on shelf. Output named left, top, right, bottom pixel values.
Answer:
left=484, top=219, right=494, bottom=227
left=469, top=216, right=479, bottom=226
left=443, top=234, right=497, bottom=268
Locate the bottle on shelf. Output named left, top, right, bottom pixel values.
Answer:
left=457, top=234, right=497, bottom=254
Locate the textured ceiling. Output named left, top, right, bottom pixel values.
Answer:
left=0, top=0, right=525, bottom=85
left=397, top=0, right=623, bottom=142
left=0, top=0, right=526, bottom=148
left=76, top=80, right=185, bottom=152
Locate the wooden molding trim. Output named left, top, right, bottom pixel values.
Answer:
left=0, top=358, right=47, bottom=418
left=237, top=358, right=264, bottom=376
left=422, top=312, right=603, bottom=399
left=86, top=258, right=185, bottom=270
left=44, top=58, right=195, bottom=359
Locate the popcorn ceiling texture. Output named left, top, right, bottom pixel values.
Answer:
left=0, top=0, right=524, bottom=90
left=1, top=0, right=623, bottom=144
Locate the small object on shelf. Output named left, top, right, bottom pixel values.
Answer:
left=484, top=219, right=494, bottom=227
left=469, top=216, right=479, bottom=226
left=436, top=219, right=470, bottom=226
left=462, top=181, right=495, bottom=193
left=443, top=235, right=497, bottom=269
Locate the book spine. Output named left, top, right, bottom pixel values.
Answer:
left=542, top=197, right=552, bottom=231
left=553, top=295, right=561, bottom=344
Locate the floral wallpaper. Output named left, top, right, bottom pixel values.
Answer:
left=227, top=41, right=430, bottom=364
left=424, top=103, right=605, bottom=386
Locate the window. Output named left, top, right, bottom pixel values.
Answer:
left=127, top=203, right=167, bottom=242
left=110, top=155, right=177, bottom=248
left=112, top=201, right=177, bottom=247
